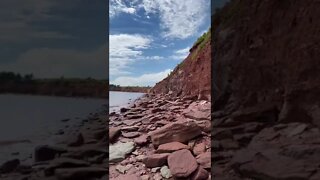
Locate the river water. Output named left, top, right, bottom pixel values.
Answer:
left=109, top=91, right=144, bottom=112
left=0, top=94, right=107, bottom=164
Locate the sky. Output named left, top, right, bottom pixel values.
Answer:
left=0, top=0, right=107, bottom=79
left=0, top=0, right=229, bottom=83
left=109, top=0, right=211, bottom=86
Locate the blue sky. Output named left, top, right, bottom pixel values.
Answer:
left=109, top=0, right=211, bottom=86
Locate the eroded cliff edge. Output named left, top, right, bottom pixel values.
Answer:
left=151, top=29, right=212, bottom=101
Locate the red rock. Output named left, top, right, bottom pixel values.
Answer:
left=149, top=120, right=202, bottom=147
left=122, top=132, right=140, bottom=138
left=112, top=174, right=140, bottom=180
left=142, top=153, right=170, bottom=168
left=134, top=135, right=148, bottom=146
left=109, top=127, right=121, bottom=142
left=156, top=142, right=190, bottom=153
left=168, top=149, right=198, bottom=178
left=196, top=152, right=211, bottom=169
left=191, top=166, right=209, bottom=180
left=183, top=102, right=211, bottom=120
left=193, top=142, right=206, bottom=156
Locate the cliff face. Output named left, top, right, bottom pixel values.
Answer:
left=212, top=0, right=320, bottom=179
left=213, top=0, right=320, bottom=123
left=151, top=30, right=211, bottom=101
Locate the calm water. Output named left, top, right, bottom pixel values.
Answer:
left=0, top=94, right=107, bottom=163
left=109, top=91, right=144, bottom=112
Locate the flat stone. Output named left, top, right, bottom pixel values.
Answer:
left=142, top=153, right=170, bottom=168
left=168, top=149, right=198, bottom=178
left=191, top=166, right=209, bottom=180
left=156, top=142, right=190, bottom=153
left=55, top=167, right=106, bottom=180
left=109, top=142, right=135, bottom=163
left=193, top=142, right=206, bottom=156
left=150, top=120, right=202, bottom=147
left=196, top=152, right=211, bottom=169
left=134, top=135, right=149, bottom=146
left=0, top=159, right=20, bottom=173
left=122, top=132, right=140, bottom=138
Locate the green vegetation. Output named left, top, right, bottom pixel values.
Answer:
left=191, top=28, right=211, bottom=60
left=109, top=84, right=150, bottom=93
left=0, top=72, right=108, bottom=98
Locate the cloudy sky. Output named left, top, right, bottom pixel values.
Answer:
left=0, top=0, right=107, bottom=79
left=109, top=0, right=211, bottom=86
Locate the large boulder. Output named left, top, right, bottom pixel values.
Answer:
left=149, top=120, right=202, bottom=147
left=142, top=153, right=170, bottom=168
left=231, top=123, right=320, bottom=180
left=168, top=149, right=198, bottom=178
left=0, top=159, right=20, bottom=173
left=156, top=142, right=190, bottom=153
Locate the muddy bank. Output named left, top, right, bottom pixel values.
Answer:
left=109, top=93, right=211, bottom=180
left=0, top=110, right=108, bottom=180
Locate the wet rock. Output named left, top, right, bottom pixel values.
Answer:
left=150, top=120, right=202, bottom=147
left=168, top=149, right=198, bottom=178
left=109, top=142, right=135, bottom=163
left=142, top=153, right=170, bottom=168
left=34, top=145, right=67, bottom=162
left=191, top=166, right=209, bottom=180
left=156, top=142, right=190, bottom=153
left=68, top=133, right=84, bottom=147
left=93, top=129, right=107, bottom=140
left=16, top=164, right=32, bottom=175
left=56, top=129, right=65, bottom=135
left=55, top=167, right=106, bottom=180
left=109, top=127, right=121, bottom=142
left=0, top=159, right=20, bottom=173
left=44, top=157, right=90, bottom=176
left=231, top=124, right=320, bottom=180
left=120, top=107, right=130, bottom=113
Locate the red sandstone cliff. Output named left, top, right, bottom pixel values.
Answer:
left=150, top=30, right=211, bottom=101
left=212, top=0, right=320, bottom=179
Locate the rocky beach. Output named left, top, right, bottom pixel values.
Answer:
left=109, top=93, right=211, bottom=180
left=0, top=108, right=108, bottom=180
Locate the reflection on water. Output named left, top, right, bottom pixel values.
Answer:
left=109, top=91, right=144, bottom=112
left=0, top=94, right=107, bottom=163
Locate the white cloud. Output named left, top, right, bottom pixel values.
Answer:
left=110, top=0, right=138, bottom=18
left=109, top=34, right=152, bottom=76
left=141, top=0, right=210, bottom=39
left=111, top=69, right=172, bottom=86
left=0, top=46, right=108, bottom=79
left=144, top=56, right=165, bottom=60
left=109, top=0, right=210, bottom=39
left=170, top=47, right=190, bottom=60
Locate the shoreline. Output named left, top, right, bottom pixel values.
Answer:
left=109, top=93, right=211, bottom=179
left=0, top=105, right=108, bottom=179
